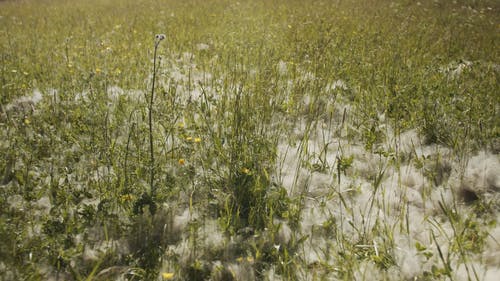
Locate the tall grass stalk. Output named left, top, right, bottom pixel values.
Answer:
left=149, top=34, right=165, bottom=201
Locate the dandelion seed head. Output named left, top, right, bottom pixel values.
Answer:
left=155, top=33, right=166, bottom=42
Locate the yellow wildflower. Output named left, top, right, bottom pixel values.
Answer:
left=178, top=158, right=185, bottom=165
left=241, top=168, right=250, bottom=175
left=236, top=256, right=254, bottom=263
left=194, top=137, right=202, bottom=143
left=120, top=194, right=134, bottom=202
left=186, top=136, right=193, bottom=142
left=162, top=272, right=174, bottom=280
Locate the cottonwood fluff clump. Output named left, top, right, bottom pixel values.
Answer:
left=457, top=151, right=500, bottom=197
left=272, top=101, right=500, bottom=280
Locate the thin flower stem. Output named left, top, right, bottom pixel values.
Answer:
left=149, top=40, right=160, bottom=198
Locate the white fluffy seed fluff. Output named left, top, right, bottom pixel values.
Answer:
left=272, top=107, right=500, bottom=280
left=461, top=151, right=500, bottom=193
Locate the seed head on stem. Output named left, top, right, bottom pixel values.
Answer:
left=155, top=34, right=166, bottom=47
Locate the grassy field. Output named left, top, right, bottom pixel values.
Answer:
left=1, top=0, right=499, bottom=280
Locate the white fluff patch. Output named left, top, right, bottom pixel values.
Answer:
left=455, top=262, right=500, bottom=281
left=3, top=89, right=44, bottom=114
left=200, top=219, right=225, bottom=251
left=326, top=79, right=348, bottom=91
left=275, top=220, right=292, bottom=246
left=353, top=261, right=386, bottom=280
left=393, top=238, right=428, bottom=279
left=173, top=208, right=195, bottom=235
left=273, top=102, right=500, bottom=280
left=483, top=225, right=500, bottom=267
left=277, top=60, right=288, bottom=76
left=461, top=151, right=500, bottom=193
left=196, top=43, right=210, bottom=51
left=227, top=262, right=256, bottom=281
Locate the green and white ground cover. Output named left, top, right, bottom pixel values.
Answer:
left=1, top=0, right=499, bottom=280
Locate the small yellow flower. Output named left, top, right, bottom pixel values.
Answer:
left=120, top=194, right=134, bottom=202
left=236, top=256, right=254, bottom=263
left=162, top=272, right=174, bottom=280
left=186, top=136, right=193, bottom=142
left=23, top=118, right=31, bottom=125
left=178, top=158, right=185, bottom=165
left=241, top=168, right=250, bottom=175
left=95, top=68, right=102, bottom=74
left=194, top=137, right=202, bottom=143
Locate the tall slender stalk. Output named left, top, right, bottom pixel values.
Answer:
left=149, top=34, right=165, bottom=199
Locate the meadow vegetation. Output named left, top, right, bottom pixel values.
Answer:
left=1, top=0, right=499, bottom=280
